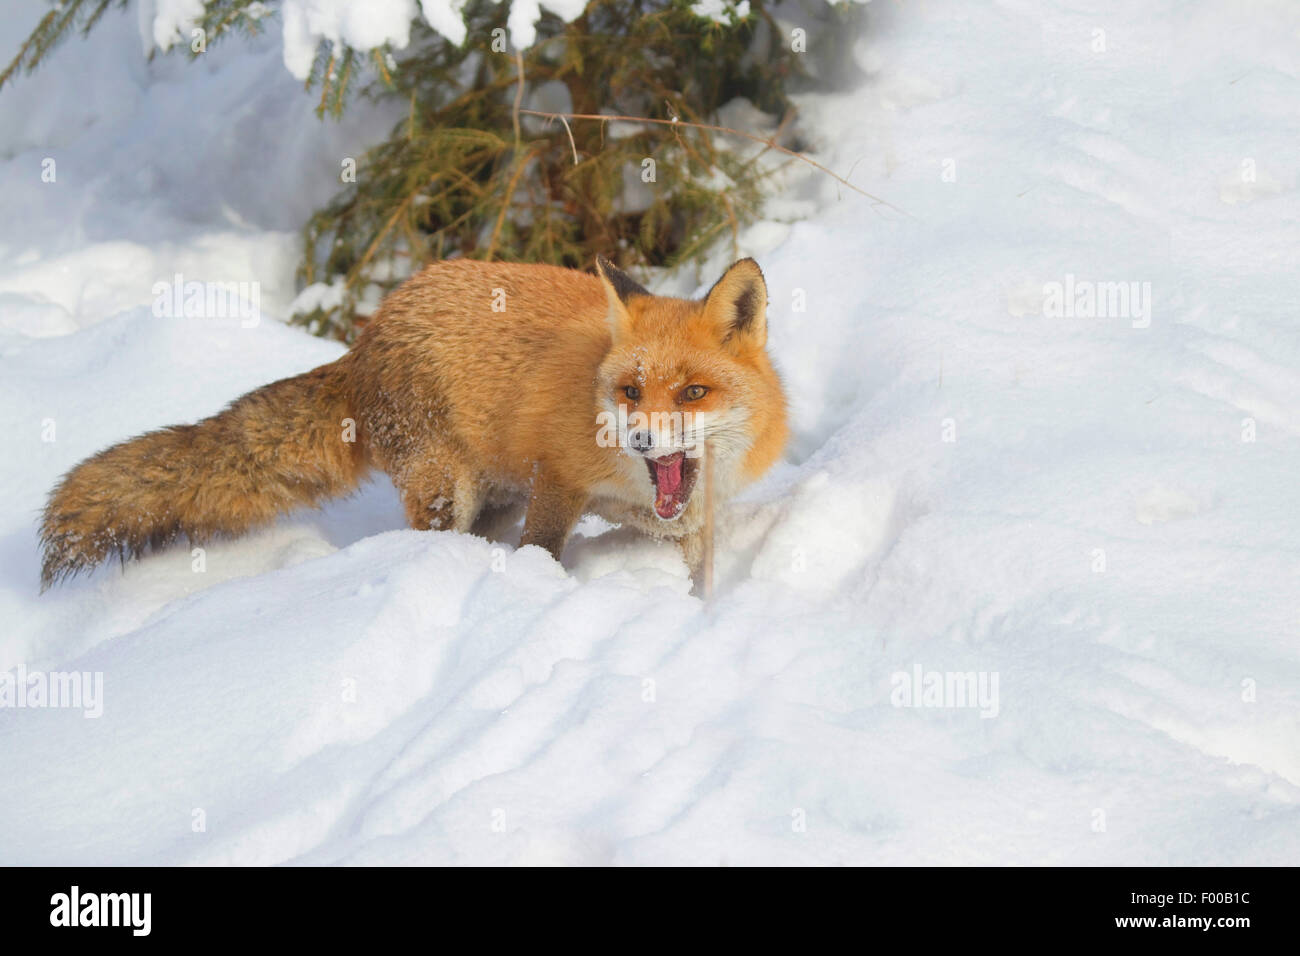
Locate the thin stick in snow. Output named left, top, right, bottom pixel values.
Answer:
left=703, top=439, right=714, bottom=600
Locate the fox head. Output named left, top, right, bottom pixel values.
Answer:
left=593, top=256, right=784, bottom=521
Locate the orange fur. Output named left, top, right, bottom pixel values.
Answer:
left=40, top=258, right=787, bottom=589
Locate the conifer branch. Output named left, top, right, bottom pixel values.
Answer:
left=519, top=108, right=911, bottom=217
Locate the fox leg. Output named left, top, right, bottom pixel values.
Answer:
left=470, top=495, right=526, bottom=541
left=678, top=529, right=706, bottom=582
left=520, top=471, right=587, bottom=560
left=394, top=453, right=484, bottom=533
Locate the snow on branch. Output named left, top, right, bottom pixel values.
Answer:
left=138, top=0, right=762, bottom=78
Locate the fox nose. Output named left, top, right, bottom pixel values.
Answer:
left=628, top=430, right=654, bottom=454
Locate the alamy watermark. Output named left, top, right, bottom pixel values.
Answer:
left=1043, top=274, right=1151, bottom=328
left=152, top=272, right=260, bottom=327
left=595, top=407, right=711, bottom=456
left=50, top=886, right=150, bottom=936
left=890, top=664, right=999, bottom=718
left=0, top=665, right=103, bottom=718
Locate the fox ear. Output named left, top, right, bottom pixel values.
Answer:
left=595, top=255, right=648, bottom=344
left=702, top=258, right=768, bottom=352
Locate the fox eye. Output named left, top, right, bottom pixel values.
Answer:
left=682, top=385, right=709, bottom=401
left=623, top=385, right=641, bottom=401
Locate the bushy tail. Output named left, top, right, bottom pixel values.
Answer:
left=40, top=359, right=366, bottom=589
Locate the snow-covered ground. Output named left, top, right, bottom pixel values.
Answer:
left=2, top=0, right=1299, bottom=864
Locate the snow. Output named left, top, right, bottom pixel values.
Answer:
left=0, top=2, right=400, bottom=335
left=279, top=0, right=418, bottom=78
left=145, top=0, right=676, bottom=67
left=691, top=0, right=749, bottom=24
left=2, top=0, right=1300, bottom=864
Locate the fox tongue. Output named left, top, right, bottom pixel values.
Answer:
left=654, top=456, right=683, bottom=494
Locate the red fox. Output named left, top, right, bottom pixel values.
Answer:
left=40, top=257, right=788, bottom=589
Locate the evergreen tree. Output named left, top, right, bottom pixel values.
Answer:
left=3, top=0, right=865, bottom=339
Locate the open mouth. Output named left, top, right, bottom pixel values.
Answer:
left=645, top=451, right=700, bottom=520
